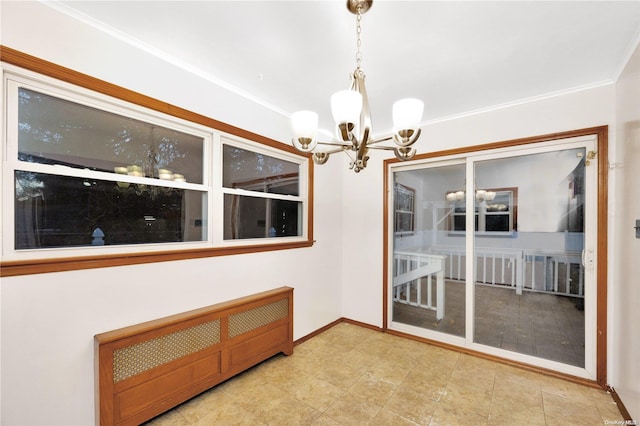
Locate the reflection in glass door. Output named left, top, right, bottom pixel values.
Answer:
left=389, top=136, right=597, bottom=377
left=472, top=148, right=589, bottom=368
left=391, top=162, right=467, bottom=339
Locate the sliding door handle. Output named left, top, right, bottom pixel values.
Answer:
left=582, top=249, right=594, bottom=270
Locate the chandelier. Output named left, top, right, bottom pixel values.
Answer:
left=290, top=0, right=424, bottom=173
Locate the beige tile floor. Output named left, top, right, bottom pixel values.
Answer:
left=393, top=282, right=586, bottom=367
left=145, top=322, right=625, bottom=425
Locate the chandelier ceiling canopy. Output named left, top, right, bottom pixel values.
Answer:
left=290, top=0, right=424, bottom=173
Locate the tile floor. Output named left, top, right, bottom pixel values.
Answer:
left=145, top=322, right=624, bottom=425
left=393, top=281, right=585, bottom=367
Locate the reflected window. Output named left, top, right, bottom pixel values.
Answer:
left=449, top=188, right=517, bottom=233
left=394, top=183, right=415, bottom=235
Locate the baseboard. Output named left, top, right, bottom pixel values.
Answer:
left=339, top=317, right=384, bottom=332
left=606, top=385, right=636, bottom=424
left=293, top=318, right=343, bottom=346
left=293, top=317, right=382, bottom=346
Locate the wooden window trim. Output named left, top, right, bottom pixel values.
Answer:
left=0, top=46, right=314, bottom=277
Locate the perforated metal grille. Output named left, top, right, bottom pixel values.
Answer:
left=113, top=319, right=220, bottom=383
left=228, top=299, right=288, bottom=338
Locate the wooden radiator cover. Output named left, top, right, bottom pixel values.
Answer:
left=94, top=287, right=293, bottom=425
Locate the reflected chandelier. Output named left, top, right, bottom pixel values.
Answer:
left=446, top=188, right=496, bottom=203
left=290, top=0, right=424, bottom=173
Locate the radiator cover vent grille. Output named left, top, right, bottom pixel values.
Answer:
left=113, top=319, right=221, bottom=383
left=229, top=299, right=288, bottom=338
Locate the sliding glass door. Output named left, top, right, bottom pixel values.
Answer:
left=388, top=135, right=598, bottom=378
left=392, top=161, right=467, bottom=341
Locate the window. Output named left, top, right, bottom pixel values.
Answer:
left=450, top=188, right=517, bottom=233
left=2, top=65, right=311, bottom=270
left=222, top=141, right=303, bottom=240
left=394, top=183, right=415, bottom=234
left=14, top=87, right=207, bottom=249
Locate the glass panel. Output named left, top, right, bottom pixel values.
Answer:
left=18, top=88, right=204, bottom=184
left=392, top=165, right=466, bottom=338
left=485, top=215, right=509, bottom=231
left=222, top=145, right=299, bottom=196
left=15, top=171, right=206, bottom=249
left=223, top=194, right=301, bottom=239
left=473, top=148, right=585, bottom=367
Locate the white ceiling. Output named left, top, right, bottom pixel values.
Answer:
left=54, top=0, right=640, bottom=137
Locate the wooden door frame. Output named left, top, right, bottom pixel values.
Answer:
left=382, top=126, right=608, bottom=388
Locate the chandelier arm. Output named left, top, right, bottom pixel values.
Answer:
left=365, top=136, right=394, bottom=145
left=317, top=147, right=347, bottom=155
left=312, top=152, right=330, bottom=165
left=353, top=70, right=372, bottom=149
left=342, top=147, right=356, bottom=161
left=394, top=147, right=416, bottom=161
left=367, top=145, right=397, bottom=151
left=393, top=128, right=422, bottom=147
left=316, top=141, right=352, bottom=148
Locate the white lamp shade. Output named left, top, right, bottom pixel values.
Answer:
left=331, top=90, right=362, bottom=124
left=291, top=110, right=319, bottom=140
left=393, top=98, right=424, bottom=131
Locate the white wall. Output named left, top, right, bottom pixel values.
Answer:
left=612, top=43, right=640, bottom=420
left=340, top=150, right=387, bottom=327
left=0, top=2, right=343, bottom=425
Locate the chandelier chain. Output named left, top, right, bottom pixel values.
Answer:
left=356, top=6, right=362, bottom=69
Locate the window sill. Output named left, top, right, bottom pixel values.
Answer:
left=0, top=240, right=314, bottom=277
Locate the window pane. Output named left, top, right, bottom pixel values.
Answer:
left=15, top=171, right=206, bottom=249
left=395, top=212, right=414, bottom=233
left=485, top=215, right=509, bottom=232
left=453, top=214, right=480, bottom=231
left=473, top=148, right=587, bottom=368
left=222, top=145, right=299, bottom=196
left=223, top=194, right=301, bottom=239
left=453, top=215, right=466, bottom=231
left=393, top=164, right=467, bottom=338
left=18, top=88, right=204, bottom=184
